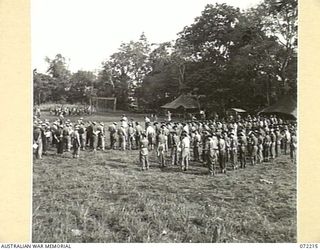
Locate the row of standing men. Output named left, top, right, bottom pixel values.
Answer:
left=33, top=115, right=297, bottom=175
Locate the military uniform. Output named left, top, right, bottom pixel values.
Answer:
left=171, top=132, right=180, bottom=165
left=250, top=134, right=258, bottom=166
left=140, top=135, right=149, bottom=170
left=146, top=125, right=156, bottom=150
left=71, top=128, right=81, bottom=158
left=193, top=131, right=201, bottom=162
left=239, top=133, right=247, bottom=168
left=275, top=128, right=282, bottom=157
left=78, top=123, right=86, bottom=150
left=97, top=123, right=105, bottom=151
left=135, top=123, right=143, bottom=149
left=263, top=133, right=271, bottom=162
left=33, top=125, right=43, bottom=159
left=109, top=123, right=117, bottom=149
left=180, top=134, right=190, bottom=171
left=208, top=135, right=219, bottom=175
left=118, top=126, right=127, bottom=150
left=270, top=130, right=276, bottom=159
left=290, top=132, right=297, bottom=162
left=157, top=132, right=166, bottom=167
left=86, top=123, right=93, bottom=149
left=62, top=125, right=71, bottom=152
left=257, top=133, right=264, bottom=163
left=55, top=126, right=64, bottom=154
left=218, top=136, right=227, bottom=174
left=127, top=125, right=135, bottom=150
left=229, top=133, right=238, bottom=170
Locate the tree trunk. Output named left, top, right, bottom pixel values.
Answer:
left=266, top=75, right=271, bottom=106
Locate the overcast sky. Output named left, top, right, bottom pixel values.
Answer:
left=32, top=0, right=262, bottom=73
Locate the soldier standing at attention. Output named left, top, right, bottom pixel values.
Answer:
left=97, top=122, right=105, bottom=151
left=257, top=131, right=264, bottom=163
left=54, top=125, right=64, bottom=155
left=284, top=126, right=291, bottom=155
left=208, top=133, right=219, bottom=176
left=239, top=131, right=247, bottom=169
left=140, top=133, right=149, bottom=171
left=118, top=125, right=127, bottom=150
left=78, top=121, right=86, bottom=150
left=180, top=131, right=190, bottom=171
left=41, top=123, right=48, bottom=156
left=263, top=131, right=271, bottom=162
left=144, top=116, right=150, bottom=129
left=202, top=131, right=210, bottom=164
left=275, top=127, right=282, bottom=157
left=163, top=124, right=170, bottom=153
left=33, top=123, right=43, bottom=159
left=270, top=128, right=276, bottom=160
left=92, top=122, right=99, bottom=152
left=86, top=122, right=93, bottom=149
left=51, top=121, right=59, bottom=147
left=229, top=132, right=238, bottom=170
left=290, top=130, right=297, bottom=163
left=127, top=123, right=135, bottom=150
left=218, top=133, right=227, bottom=174
left=121, top=114, right=128, bottom=128
left=109, top=122, right=118, bottom=149
left=71, top=125, right=81, bottom=158
left=62, top=123, right=71, bottom=152
left=193, top=130, right=201, bottom=162
left=135, top=122, right=143, bottom=149
left=157, top=129, right=167, bottom=167
left=146, top=123, right=156, bottom=150
left=223, top=131, right=231, bottom=164
left=171, top=130, right=180, bottom=166
left=250, top=132, right=258, bottom=166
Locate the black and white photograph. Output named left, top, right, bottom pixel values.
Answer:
left=32, top=0, right=297, bottom=243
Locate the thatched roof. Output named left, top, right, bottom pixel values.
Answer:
left=161, top=94, right=199, bottom=110
left=229, top=108, right=247, bottom=113
left=259, top=95, right=297, bottom=119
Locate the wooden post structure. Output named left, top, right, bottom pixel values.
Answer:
left=113, top=98, right=117, bottom=111
left=89, top=96, right=92, bottom=115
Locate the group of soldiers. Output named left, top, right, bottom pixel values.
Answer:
left=33, top=114, right=297, bottom=175
left=49, top=105, right=94, bottom=117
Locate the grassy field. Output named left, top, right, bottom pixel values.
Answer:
left=32, top=113, right=296, bottom=243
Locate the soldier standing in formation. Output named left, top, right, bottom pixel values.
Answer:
left=33, top=113, right=297, bottom=176
left=140, top=133, right=149, bottom=171
left=180, top=131, right=190, bottom=171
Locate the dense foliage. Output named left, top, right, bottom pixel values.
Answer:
left=34, top=0, right=297, bottom=112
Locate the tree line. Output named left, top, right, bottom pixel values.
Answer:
left=33, top=0, right=297, bottom=112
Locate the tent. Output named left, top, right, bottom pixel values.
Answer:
left=226, top=108, right=247, bottom=117
left=258, top=95, right=297, bottom=119
left=228, top=108, right=247, bottom=113
left=161, top=94, right=199, bottom=110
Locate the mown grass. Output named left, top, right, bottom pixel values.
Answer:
left=33, top=145, right=296, bottom=243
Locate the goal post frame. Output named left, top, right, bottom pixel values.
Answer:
left=90, top=96, right=117, bottom=112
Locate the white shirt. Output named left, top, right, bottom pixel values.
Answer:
left=121, top=119, right=128, bottom=128
left=181, top=136, right=190, bottom=149
left=183, top=125, right=189, bottom=134
left=146, top=126, right=155, bottom=136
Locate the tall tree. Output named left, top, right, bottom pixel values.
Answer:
left=103, top=33, right=152, bottom=109
left=177, top=3, right=242, bottom=63
left=68, top=70, right=96, bottom=104
left=45, top=54, right=72, bottom=102
left=33, top=69, right=52, bottom=105
left=247, top=0, right=297, bottom=96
